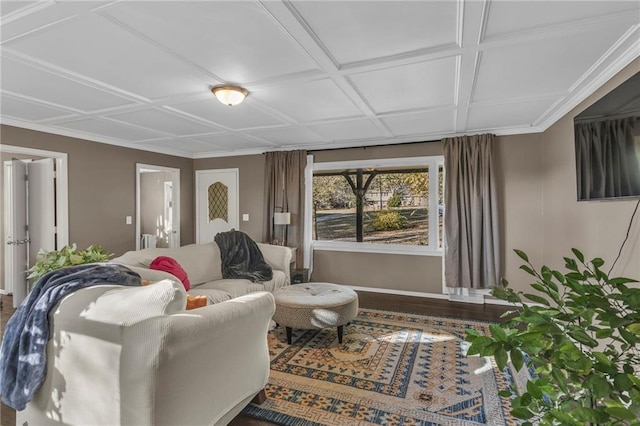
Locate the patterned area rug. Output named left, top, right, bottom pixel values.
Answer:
left=243, top=309, right=530, bottom=425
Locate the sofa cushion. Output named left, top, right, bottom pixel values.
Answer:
left=260, top=270, right=288, bottom=293
left=111, top=242, right=223, bottom=285
left=150, top=256, right=191, bottom=291
left=194, top=279, right=265, bottom=299
left=83, top=279, right=186, bottom=325
left=187, top=288, right=232, bottom=305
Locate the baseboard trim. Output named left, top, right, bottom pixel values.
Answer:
left=346, top=285, right=521, bottom=307
left=347, top=286, right=450, bottom=300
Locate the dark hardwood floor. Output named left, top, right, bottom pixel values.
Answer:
left=1, top=291, right=511, bottom=426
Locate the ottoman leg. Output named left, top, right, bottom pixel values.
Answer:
left=286, top=327, right=293, bottom=344
left=338, top=325, right=344, bottom=343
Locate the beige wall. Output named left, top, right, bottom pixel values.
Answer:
left=194, top=155, right=266, bottom=242
left=494, top=134, right=545, bottom=291
left=313, top=251, right=444, bottom=293
left=540, top=58, right=640, bottom=281
left=0, top=125, right=194, bottom=256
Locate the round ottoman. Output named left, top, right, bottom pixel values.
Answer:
left=273, top=283, right=359, bottom=344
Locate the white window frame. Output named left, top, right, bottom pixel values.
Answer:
left=308, top=156, right=444, bottom=257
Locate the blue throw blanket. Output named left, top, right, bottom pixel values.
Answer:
left=0, top=263, right=141, bottom=410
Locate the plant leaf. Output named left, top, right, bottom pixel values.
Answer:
left=523, top=293, right=550, bottom=306
left=627, top=323, right=640, bottom=335
left=494, top=347, right=508, bottom=371
left=526, top=380, right=543, bottom=399
left=511, top=407, right=534, bottom=420
left=607, top=406, right=637, bottom=420
left=583, top=374, right=610, bottom=399
left=510, top=348, right=525, bottom=371
left=489, top=324, right=508, bottom=342
left=571, top=248, right=584, bottom=263
left=614, top=373, right=633, bottom=392
left=514, top=249, right=529, bottom=263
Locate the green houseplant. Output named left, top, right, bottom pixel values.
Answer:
left=465, top=249, right=640, bottom=425
left=27, top=243, right=113, bottom=281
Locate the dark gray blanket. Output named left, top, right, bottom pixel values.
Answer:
left=214, top=230, right=273, bottom=282
left=0, top=263, right=141, bottom=410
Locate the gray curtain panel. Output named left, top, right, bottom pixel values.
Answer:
left=443, top=134, right=500, bottom=289
left=263, top=150, right=307, bottom=266
left=575, top=117, right=640, bottom=200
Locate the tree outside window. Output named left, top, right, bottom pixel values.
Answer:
left=312, top=157, right=443, bottom=251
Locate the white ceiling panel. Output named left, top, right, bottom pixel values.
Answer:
left=381, top=110, right=455, bottom=136
left=54, top=118, right=167, bottom=142
left=4, top=13, right=211, bottom=99
left=474, top=21, right=634, bottom=102
left=1, top=2, right=108, bottom=42
left=1, top=1, right=39, bottom=18
left=247, top=126, right=324, bottom=146
left=191, top=133, right=274, bottom=150
left=0, top=95, right=73, bottom=121
left=0, top=1, right=637, bottom=158
left=308, top=119, right=384, bottom=142
left=484, top=1, right=639, bottom=39
left=253, top=79, right=363, bottom=122
left=169, top=97, right=287, bottom=130
left=104, top=2, right=319, bottom=84
left=466, top=99, right=557, bottom=131
left=290, top=1, right=458, bottom=65
left=349, top=57, right=458, bottom=113
left=107, top=108, right=221, bottom=136
left=1, top=57, right=136, bottom=112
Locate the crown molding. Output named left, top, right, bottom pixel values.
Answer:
left=0, top=118, right=195, bottom=159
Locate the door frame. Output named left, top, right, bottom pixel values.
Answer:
left=1, top=145, right=69, bottom=295
left=135, top=163, right=181, bottom=250
left=195, top=168, right=239, bottom=244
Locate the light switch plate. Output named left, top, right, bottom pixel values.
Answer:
left=242, top=214, right=249, bottom=222
left=126, top=216, right=132, bottom=225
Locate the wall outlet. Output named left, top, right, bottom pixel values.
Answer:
left=242, top=214, right=249, bottom=222
left=125, top=216, right=132, bottom=225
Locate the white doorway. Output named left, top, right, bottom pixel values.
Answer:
left=195, top=169, right=239, bottom=244
left=1, top=145, right=69, bottom=307
left=136, top=164, right=180, bottom=250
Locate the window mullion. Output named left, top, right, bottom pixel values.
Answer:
left=428, top=160, right=439, bottom=250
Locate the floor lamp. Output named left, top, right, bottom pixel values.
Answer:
left=273, top=212, right=291, bottom=246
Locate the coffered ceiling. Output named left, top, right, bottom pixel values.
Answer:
left=1, top=1, right=639, bottom=158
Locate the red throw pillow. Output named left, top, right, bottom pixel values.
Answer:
left=149, top=256, right=191, bottom=291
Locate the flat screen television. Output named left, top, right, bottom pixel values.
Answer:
left=574, top=71, right=640, bottom=201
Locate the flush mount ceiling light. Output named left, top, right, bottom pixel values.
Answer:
left=211, top=85, right=249, bottom=106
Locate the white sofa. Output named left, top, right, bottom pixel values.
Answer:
left=17, top=279, right=276, bottom=426
left=16, top=240, right=291, bottom=425
left=111, top=241, right=293, bottom=303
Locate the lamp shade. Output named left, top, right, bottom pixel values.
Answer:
left=211, top=85, right=249, bottom=106
left=273, top=212, right=291, bottom=225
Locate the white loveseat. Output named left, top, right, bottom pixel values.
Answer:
left=111, top=241, right=293, bottom=304
left=17, top=279, right=276, bottom=426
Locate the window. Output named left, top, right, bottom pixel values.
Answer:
left=311, top=156, right=444, bottom=255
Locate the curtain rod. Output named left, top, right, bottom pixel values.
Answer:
left=308, top=138, right=441, bottom=153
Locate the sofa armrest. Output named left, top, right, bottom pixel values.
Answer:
left=121, top=292, right=276, bottom=426
left=257, top=242, right=292, bottom=281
